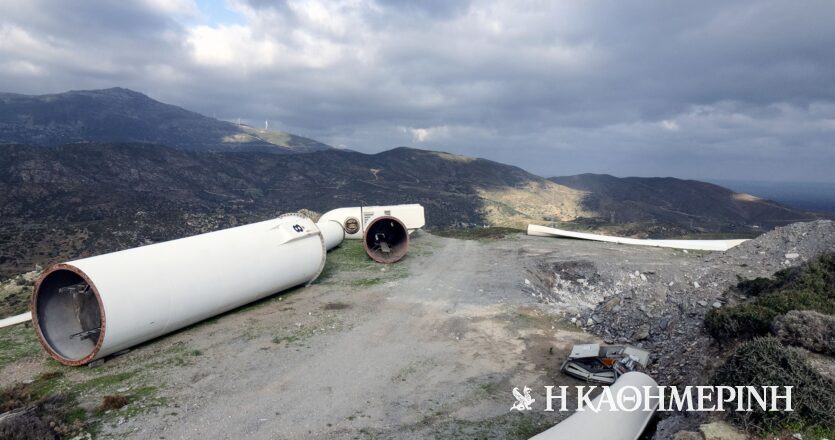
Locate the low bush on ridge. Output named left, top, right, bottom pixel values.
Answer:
left=712, top=337, right=835, bottom=437
left=705, top=253, right=835, bottom=341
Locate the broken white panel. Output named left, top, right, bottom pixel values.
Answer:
left=568, top=343, right=600, bottom=359
left=0, top=312, right=32, bottom=329
left=623, top=346, right=651, bottom=366
left=527, top=224, right=748, bottom=251
left=560, top=361, right=617, bottom=384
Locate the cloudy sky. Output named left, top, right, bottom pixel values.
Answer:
left=1, top=0, right=834, bottom=182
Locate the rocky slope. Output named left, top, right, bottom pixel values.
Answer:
left=0, top=88, right=331, bottom=153
left=523, top=219, right=835, bottom=437
left=527, top=220, right=835, bottom=385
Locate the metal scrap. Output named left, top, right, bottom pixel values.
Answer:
left=560, top=343, right=651, bottom=384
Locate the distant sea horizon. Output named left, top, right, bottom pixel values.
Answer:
left=709, top=179, right=835, bottom=215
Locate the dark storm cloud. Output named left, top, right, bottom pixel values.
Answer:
left=1, top=0, right=833, bottom=181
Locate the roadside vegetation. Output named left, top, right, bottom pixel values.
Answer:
left=0, top=324, right=210, bottom=438
left=705, top=253, right=835, bottom=341
left=0, top=271, right=37, bottom=318
left=317, top=239, right=408, bottom=286
left=317, top=235, right=433, bottom=285
left=712, top=337, right=834, bottom=438
left=705, top=253, right=835, bottom=438
left=0, top=365, right=166, bottom=439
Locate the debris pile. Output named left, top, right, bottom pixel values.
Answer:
left=560, top=343, right=650, bottom=384
left=535, top=221, right=835, bottom=385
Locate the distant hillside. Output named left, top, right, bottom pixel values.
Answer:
left=0, top=88, right=331, bottom=153
left=550, top=174, right=827, bottom=233
left=0, top=144, right=587, bottom=276
left=709, top=179, right=835, bottom=215
left=2, top=142, right=827, bottom=278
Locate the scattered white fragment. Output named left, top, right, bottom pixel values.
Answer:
left=527, top=224, right=748, bottom=251
left=693, top=282, right=700, bottom=288
left=0, top=312, right=32, bottom=329
left=712, top=302, right=722, bottom=309
left=785, top=253, right=800, bottom=260
left=524, top=279, right=531, bottom=286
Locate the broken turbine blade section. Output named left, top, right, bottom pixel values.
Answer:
left=31, top=213, right=337, bottom=366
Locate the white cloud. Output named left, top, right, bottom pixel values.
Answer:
left=142, top=0, right=200, bottom=17
left=401, top=125, right=450, bottom=142
left=0, top=60, right=44, bottom=76
left=660, top=120, right=680, bottom=131
left=0, top=23, right=56, bottom=57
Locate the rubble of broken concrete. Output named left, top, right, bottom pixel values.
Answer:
left=525, top=220, right=835, bottom=438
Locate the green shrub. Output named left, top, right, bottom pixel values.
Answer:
left=705, top=304, right=776, bottom=341
left=757, top=288, right=835, bottom=316
left=735, top=253, right=835, bottom=298
left=735, top=276, right=778, bottom=297
left=772, top=310, right=835, bottom=355
left=712, top=337, right=835, bottom=436
left=706, top=252, right=835, bottom=342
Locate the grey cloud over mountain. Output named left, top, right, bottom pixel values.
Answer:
left=1, top=0, right=833, bottom=181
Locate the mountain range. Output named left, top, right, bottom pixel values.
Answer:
left=0, top=88, right=828, bottom=277
left=0, top=88, right=331, bottom=153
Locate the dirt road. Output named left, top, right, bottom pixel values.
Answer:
left=64, top=232, right=594, bottom=439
